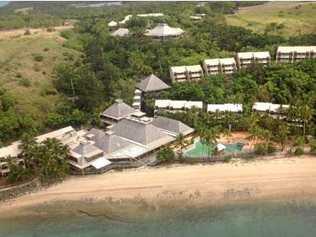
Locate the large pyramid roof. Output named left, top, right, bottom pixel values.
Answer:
left=101, top=99, right=136, bottom=120
left=136, top=74, right=170, bottom=92
left=145, top=23, right=184, bottom=37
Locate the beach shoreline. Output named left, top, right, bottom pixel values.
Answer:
left=0, top=155, right=316, bottom=217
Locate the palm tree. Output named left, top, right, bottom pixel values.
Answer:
left=298, top=104, right=313, bottom=138
left=175, top=133, right=186, bottom=157
left=199, top=127, right=220, bottom=158
left=275, top=121, right=289, bottom=151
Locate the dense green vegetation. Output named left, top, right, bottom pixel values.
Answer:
left=8, top=136, right=69, bottom=183
left=0, top=1, right=315, bottom=153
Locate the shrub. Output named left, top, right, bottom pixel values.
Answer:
left=43, top=48, right=50, bottom=52
left=24, top=29, right=31, bottom=35
left=33, top=64, right=41, bottom=72
left=18, top=78, right=31, bottom=87
left=267, top=143, right=277, bottom=154
left=41, top=86, right=58, bottom=96
left=223, top=156, right=232, bottom=163
left=310, top=140, right=316, bottom=155
left=294, top=147, right=304, bottom=156
left=46, top=27, right=55, bottom=32
left=8, top=160, right=33, bottom=183
left=157, top=147, right=175, bottom=163
left=254, top=143, right=267, bottom=155
left=32, top=54, right=44, bottom=62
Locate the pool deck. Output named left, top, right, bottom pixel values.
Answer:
left=184, top=139, right=244, bottom=158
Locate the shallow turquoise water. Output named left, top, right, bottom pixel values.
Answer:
left=1, top=200, right=316, bottom=237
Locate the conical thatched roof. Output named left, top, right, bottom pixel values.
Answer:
left=144, top=23, right=184, bottom=37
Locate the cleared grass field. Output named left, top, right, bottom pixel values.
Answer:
left=226, top=2, right=316, bottom=36
left=0, top=34, right=79, bottom=123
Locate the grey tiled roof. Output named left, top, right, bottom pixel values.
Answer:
left=101, top=100, right=136, bottom=120
left=111, top=118, right=167, bottom=145
left=87, top=128, right=132, bottom=153
left=72, top=142, right=103, bottom=158
left=136, top=74, right=170, bottom=92
left=152, top=116, right=194, bottom=136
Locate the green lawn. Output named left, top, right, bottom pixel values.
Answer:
left=0, top=35, right=80, bottom=123
left=226, top=2, right=316, bottom=37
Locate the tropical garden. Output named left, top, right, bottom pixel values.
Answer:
left=0, top=2, right=315, bottom=179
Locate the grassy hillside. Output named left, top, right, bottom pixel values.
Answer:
left=0, top=34, right=80, bottom=124
left=226, top=2, right=316, bottom=37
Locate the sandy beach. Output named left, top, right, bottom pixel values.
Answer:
left=0, top=156, right=316, bottom=214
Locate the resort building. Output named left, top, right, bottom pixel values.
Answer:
left=170, top=65, right=204, bottom=83
left=115, top=13, right=163, bottom=26
left=69, top=115, right=194, bottom=174
left=190, top=16, right=202, bottom=20
left=169, top=66, right=187, bottom=83
left=186, top=65, right=204, bottom=81
left=119, top=15, right=132, bottom=25
left=136, top=74, right=170, bottom=93
left=100, top=99, right=136, bottom=126
left=190, top=13, right=206, bottom=21
left=144, top=23, right=184, bottom=40
left=207, top=104, right=243, bottom=113
left=252, top=102, right=289, bottom=114
left=137, top=13, right=164, bottom=17
left=110, top=28, right=129, bottom=37
left=155, top=99, right=203, bottom=113
left=276, top=46, right=316, bottom=63
left=1, top=115, right=193, bottom=176
left=0, top=126, right=81, bottom=176
left=69, top=140, right=112, bottom=174
left=108, top=20, right=118, bottom=28
left=236, top=51, right=271, bottom=68
left=203, top=58, right=237, bottom=75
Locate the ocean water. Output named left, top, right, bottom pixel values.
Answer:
left=1, top=199, right=316, bottom=237
left=0, top=1, right=8, bottom=8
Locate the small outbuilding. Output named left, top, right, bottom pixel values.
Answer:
left=108, top=20, right=118, bottom=28
left=110, top=28, right=129, bottom=37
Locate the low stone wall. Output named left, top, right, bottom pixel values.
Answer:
left=0, top=179, right=40, bottom=202
left=182, top=151, right=257, bottom=163
left=181, top=150, right=292, bottom=163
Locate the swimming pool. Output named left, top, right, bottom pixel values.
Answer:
left=184, top=141, right=244, bottom=158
